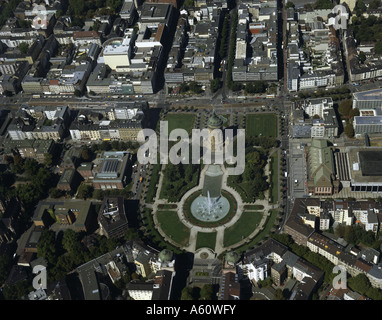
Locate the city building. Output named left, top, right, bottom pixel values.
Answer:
left=126, top=269, right=174, bottom=300
left=306, top=139, right=339, bottom=195
left=93, top=151, right=131, bottom=189
left=3, top=139, right=55, bottom=163
left=346, top=146, right=382, bottom=192
left=32, top=200, right=95, bottom=232
left=352, top=88, right=382, bottom=110
left=98, top=196, right=129, bottom=239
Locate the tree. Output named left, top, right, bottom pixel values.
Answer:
left=179, top=82, right=189, bottom=93
left=74, top=89, right=82, bottom=97
left=343, top=225, right=356, bottom=244
left=124, top=228, right=139, bottom=241
left=344, top=123, right=355, bottom=138
left=61, top=229, right=88, bottom=265
left=189, top=81, right=203, bottom=94
left=76, top=184, right=94, bottom=199
left=92, top=188, right=104, bottom=200
left=69, top=0, right=86, bottom=16
left=11, top=153, right=24, bottom=174
left=286, top=1, right=295, bottom=8
left=375, top=42, right=382, bottom=55
left=181, top=286, right=199, bottom=300
left=348, top=273, right=370, bottom=295
left=55, top=9, right=63, bottom=18
left=210, top=79, right=221, bottom=93
left=245, top=81, right=267, bottom=94
left=44, top=153, right=53, bottom=167
left=338, top=99, right=353, bottom=117
left=358, top=51, right=366, bottom=64
left=313, top=0, right=334, bottom=9
left=354, top=0, right=366, bottom=15
left=37, top=229, right=58, bottom=265
left=183, top=0, right=194, bottom=7
left=16, top=183, right=42, bottom=208
left=18, top=19, right=31, bottom=29
left=18, top=42, right=29, bottom=54
left=24, top=158, right=40, bottom=177
left=0, top=253, right=12, bottom=285
left=100, top=141, right=111, bottom=151
left=274, top=289, right=285, bottom=300
left=200, top=284, right=215, bottom=300
left=81, top=147, right=93, bottom=162
left=2, top=280, right=31, bottom=300
left=369, top=0, right=381, bottom=9
left=49, top=187, right=65, bottom=199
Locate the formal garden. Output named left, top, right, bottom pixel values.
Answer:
left=144, top=110, right=282, bottom=254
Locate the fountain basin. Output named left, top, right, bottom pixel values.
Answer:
left=190, top=194, right=230, bottom=222
left=183, top=190, right=237, bottom=228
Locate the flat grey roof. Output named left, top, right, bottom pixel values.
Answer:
left=353, top=88, right=382, bottom=101
left=354, top=116, right=382, bottom=125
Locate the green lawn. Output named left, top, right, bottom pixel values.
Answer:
left=195, top=231, right=217, bottom=250
left=220, top=114, right=231, bottom=127
left=165, top=113, right=195, bottom=134
left=157, top=211, right=190, bottom=246
left=227, top=178, right=256, bottom=203
left=223, top=211, right=263, bottom=247
left=235, top=209, right=279, bottom=254
left=246, top=113, right=278, bottom=137
left=269, top=152, right=279, bottom=204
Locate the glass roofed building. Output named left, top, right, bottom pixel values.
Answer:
left=93, top=151, right=131, bottom=189
left=306, top=139, right=339, bottom=196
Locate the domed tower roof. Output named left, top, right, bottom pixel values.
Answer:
left=207, top=110, right=225, bottom=129
left=159, top=249, right=173, bottom=262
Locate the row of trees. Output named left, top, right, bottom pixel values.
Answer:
left=297, top=86, right=351, bottom=100
left=179, top=81, right=203, bottom=94
left=338, top=99, right=359, bottom=138
left=226, top=10, right=238, bottom=90
left=348, top=273, right=382, bottom=300
left=89, top=140, right=140, bottom=154
left=218, top=12, right=230, bottom=60
left=334, top=224, right=381, bottom=249
left=246, top=136, right=278, bottom=150
left=67, top=0, right=123, bottom=26
left=181, top=284, right=216, bottom=300
left=244, top=81, right=268, bottom=94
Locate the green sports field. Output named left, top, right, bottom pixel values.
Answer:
left=165, top=113, right=195, bottom=134
left=246, top=113, right=278, bottom=137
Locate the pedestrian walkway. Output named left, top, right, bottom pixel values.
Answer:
left=149, top=161, right=279, bottom=255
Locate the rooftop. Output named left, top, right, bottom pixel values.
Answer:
left=353, top=88, right=382, bottom=101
